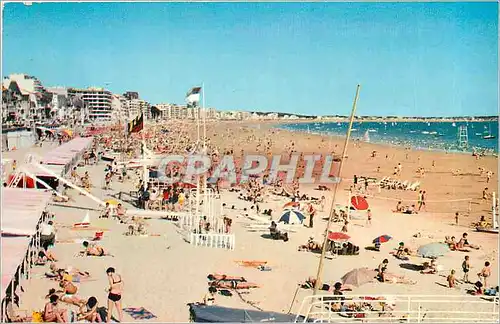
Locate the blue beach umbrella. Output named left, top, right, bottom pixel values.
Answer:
left=417, top=243, right=450, bottom=259
left=278, top=210, right=306, bottom=225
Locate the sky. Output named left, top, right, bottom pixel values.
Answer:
left=2, top=2, right=498, bottom=117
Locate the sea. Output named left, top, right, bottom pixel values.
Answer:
left=278, top=121, right=499, bottom=154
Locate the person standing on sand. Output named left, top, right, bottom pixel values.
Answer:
left=462, top=256, right=470, bottom=283
left=420, top=191, right=427, bottom=211
left=417, top=191, right=423, bottom=210
left=106, top=267, right=123, bottom=323
left=455, top=212, right=459, bottom=226
left=341, top=221, right=348, bottom=233
left=366, top=209, right=372, bottom=226
left=308, top=203, right=315, bottom=228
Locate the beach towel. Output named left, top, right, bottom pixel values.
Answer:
left=123, top=307, right=157, bottom=320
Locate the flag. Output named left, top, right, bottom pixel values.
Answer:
left=127, top=113, right=144, bottom=134
left=186, top=86, right=202, bottom=106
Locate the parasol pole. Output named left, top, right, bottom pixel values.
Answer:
left=493, top=192, right=497, bottom=229
left=312, top=84, right=361, bottom=296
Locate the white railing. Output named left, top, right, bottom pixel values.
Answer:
left=189, top=233, right=235, bottom=250
left=295, top=294, right=499, bottom=323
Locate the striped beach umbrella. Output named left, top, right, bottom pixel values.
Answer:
left=278, top=210, right=306, bottom=224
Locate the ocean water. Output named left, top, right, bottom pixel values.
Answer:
left=279, top=121, right=499, bottom=154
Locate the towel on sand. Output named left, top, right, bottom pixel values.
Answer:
left=123, top=307, right=157, bottom=320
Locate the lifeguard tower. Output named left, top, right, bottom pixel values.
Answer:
left=457, top=125, right=468, bottom=150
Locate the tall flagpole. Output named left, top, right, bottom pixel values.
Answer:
left=312, top=85, right=361, bottom=296
left=142, top=108, right=149, bottom=190
left=202, top=83, right=206, bottom=151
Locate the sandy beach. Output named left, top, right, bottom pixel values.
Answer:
left=4, top=120, right=498, bottom=322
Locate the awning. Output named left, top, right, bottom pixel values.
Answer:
left=1, top=188, right=52, bottom=300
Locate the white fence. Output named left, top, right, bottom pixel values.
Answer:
left=295, top=294, right=499, bottom=323
left=189, top=233, right=235, bottom=250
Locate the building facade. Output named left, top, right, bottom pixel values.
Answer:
left=67, top=87, right=113, bottom=121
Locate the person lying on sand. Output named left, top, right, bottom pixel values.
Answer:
left=298, top=237, right=322, bottom=252
left=45, top=264, right=90, bottom=281
left=79, top=241, right=110, bottom=257
left=381, top=273, right=416, bottom=285
left=402, top=205, right=418, bottom=214
left=52, top=193, right=70, bottom=203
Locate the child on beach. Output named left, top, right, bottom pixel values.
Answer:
left=366, top=209, right=372, bottom=226
left=462, top=256, right=470, bottom=283
left=447, top=270, right=456, bottom=288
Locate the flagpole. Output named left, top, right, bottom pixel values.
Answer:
left=202, top=83, right=206, bottom=151
left=312, top=84, right=360, bottom=296
left=142, top=108, right=149, bottom=191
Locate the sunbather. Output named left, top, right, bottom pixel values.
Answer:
left=382, top=273, right=416, bottom=285
left=208, top=274, right=246, bottom=282
left=43, top=295, right=68, bottom=323
left=209, top=281, right=259, bottom=289
left=57, top=281, right=85, bottom=306
left=80, top=241, right=108, bottom=256
left=420, top=259, right=438, bottom=274
left=298, top=237, right=322, bottom=252
left=458, top=233, right=480, bottom=250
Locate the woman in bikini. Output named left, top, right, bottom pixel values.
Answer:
left=43, top=295, right=68, bottom=323
left=106, top=267, right=123, bottom=323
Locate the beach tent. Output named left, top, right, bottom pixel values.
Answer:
left=417, top=243, right=450, bottom=259
left=188, top=304, right=303, bottom=322
left=279, top=210, right=305, bottom=225
left=351, top=195, right=369, bottom=211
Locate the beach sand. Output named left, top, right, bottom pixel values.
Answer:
left=8, top=121, right=498, bottom=322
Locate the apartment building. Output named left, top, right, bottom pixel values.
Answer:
left=126, top=99, right=150, bottom=118
left=68, top=87, right=113, bottom=121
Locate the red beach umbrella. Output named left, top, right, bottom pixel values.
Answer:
left=327, top=231, right=351, bottom=241
left=176, top=182, right=196, bottom=189
left=351, top=195, right=369, bottom=211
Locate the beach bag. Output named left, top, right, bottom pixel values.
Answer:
left=32, top=311, right=43, bottom=322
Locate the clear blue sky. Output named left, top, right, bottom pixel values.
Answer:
left=2, top=2, right=498, bottom=116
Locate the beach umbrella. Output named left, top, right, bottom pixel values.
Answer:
left=351, top=196, right=369, bottom=211
left=278, top=210, right=306, bottom=225
left=105, top=199, right=119, bottom=205
left=373, top=235, right=392, bottom=244
left=327, top=232, right=350, bottom=242
left=341, top=268, right=377, bottom=287
left=283, top=201, right=300, bottom=209
left=417, top=243, right=450, bottom=259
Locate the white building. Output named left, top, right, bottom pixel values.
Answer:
left=46, top=87, right=70, bottom=120
left=68, top=87, right=113, bottom=121
left=126, top=99, right=150, bottom=118
left=111, top=94, right=128, bottom=122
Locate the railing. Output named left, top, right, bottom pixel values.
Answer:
left=295, top=294, right=499, bottom=323
left=189, top=233, right=235, bottom=250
